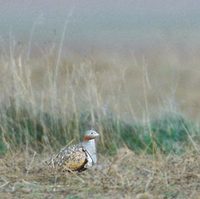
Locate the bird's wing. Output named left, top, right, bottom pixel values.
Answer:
left=47, top=144, right=88, bottom=171
left=62, top=148, right=87, bottom=171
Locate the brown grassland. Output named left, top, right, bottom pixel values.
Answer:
left=0, top=43, right=200, bottom=198
left=1, top=148, right=200, bottom=198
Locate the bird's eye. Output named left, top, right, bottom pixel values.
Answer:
left=91, top=132, right=93, bottom=134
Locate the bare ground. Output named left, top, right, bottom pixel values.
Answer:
left=1, top=148, right=200, bottom=199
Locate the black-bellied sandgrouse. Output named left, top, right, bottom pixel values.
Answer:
left=47, top=130, right=99, bottom=172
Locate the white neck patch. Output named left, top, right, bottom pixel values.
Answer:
left=82, top=139, right=97, bottom=165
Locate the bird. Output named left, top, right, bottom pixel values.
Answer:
left=47, top=129, right=99, bottom=172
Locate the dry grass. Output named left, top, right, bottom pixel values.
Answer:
left=1, top=44, right=200, bottom=121
left=1, top=148, right=200, bottom=199
left=0, top=39, right=200, bottom=198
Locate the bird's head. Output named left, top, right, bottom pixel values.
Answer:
left=83, top=129, right=99, bottom=141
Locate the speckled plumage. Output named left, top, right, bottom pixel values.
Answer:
left=47, top=143, right=88, bottom=171
left=47, top=130, right=99, bottom=172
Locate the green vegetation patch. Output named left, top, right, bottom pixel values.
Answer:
left=0, top=100, right=198, bottom=155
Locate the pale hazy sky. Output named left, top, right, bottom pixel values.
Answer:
left=0, top=0, right=200, bottom=48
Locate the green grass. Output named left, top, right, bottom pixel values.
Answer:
left=0, top=98, right=198, bottom=156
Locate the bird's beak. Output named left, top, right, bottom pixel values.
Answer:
left=94, top=132, right=99, bottom=138
left=96, top=133, right=99, bottom=137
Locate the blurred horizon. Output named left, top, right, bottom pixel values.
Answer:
left=1, top=1, right=200, bottom=53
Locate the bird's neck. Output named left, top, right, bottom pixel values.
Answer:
left=82, top=139, right=97, bottom=164
left=83, top=135, right=93, bottom=141
left=82, top=139, right=96, bottom=153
